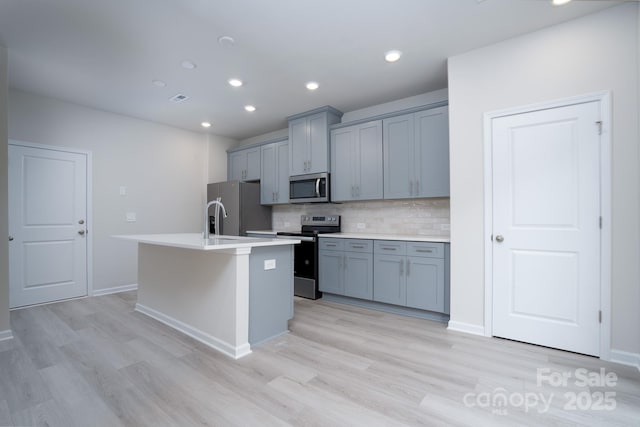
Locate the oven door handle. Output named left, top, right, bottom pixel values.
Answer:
left=315, top=178, right=321, bottom=197
left=277, top=235, right=315, bottom=242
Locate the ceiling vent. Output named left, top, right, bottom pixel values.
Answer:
left=169, top=93, right=190, bottom=103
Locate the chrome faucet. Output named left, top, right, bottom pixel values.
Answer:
left=204, top=198, right=227, bottom=240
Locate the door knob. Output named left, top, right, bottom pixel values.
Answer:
left=8, top=236, right=13, bottom=241
left=495, top=235, right=504, bottom=243
left=78, top=230, right=86, bottom=236
left=78, top=219, right=85, bottom=224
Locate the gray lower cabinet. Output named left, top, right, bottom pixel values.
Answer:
left=318, top=238, right=373, bottom=299
left=330, top=120, right=383, bottom=202
left=373, top=240, right=446, bottom=312
left=260, top=139, right=289, bottom=205
left=383, top=105, right=449, bottom=199
left=228, top=147, right=260, bottom=181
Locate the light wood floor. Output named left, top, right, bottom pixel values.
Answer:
left=1, top=292, right=638, bottom=426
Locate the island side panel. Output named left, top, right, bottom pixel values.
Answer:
left=248, top=245, right=295, bottom=345
left=136, top=243, right=251, bottom=359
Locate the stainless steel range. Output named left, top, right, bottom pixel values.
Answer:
left=277, top=215, right=341, bottom=299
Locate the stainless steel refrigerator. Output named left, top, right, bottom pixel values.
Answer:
left=206, top=181, right=272, bottom=236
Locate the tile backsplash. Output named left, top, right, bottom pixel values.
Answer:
left=272, top=198, right=450, bottom=236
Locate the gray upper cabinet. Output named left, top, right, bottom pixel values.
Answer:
left=228, top=147, right=260, bottom=181
left=288, top=107, right=342, bottom=176
left=383, top=105, right=449, bottom=199
left=260, top=140, right=289, bottom=205
left=331, top=120, right=383, bottom=202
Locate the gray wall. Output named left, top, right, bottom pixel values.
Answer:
left=8, top=90, right=231, bottom=292
left=0, top=46, right=9, bottom=334
left=448, top=3, right=640, bottom=356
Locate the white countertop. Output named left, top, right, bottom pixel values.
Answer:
left=245, top=230, right=278, bottom=236
left=317, top=232, right=450, bottom=243
left=114, top=233, right=301, bottom=251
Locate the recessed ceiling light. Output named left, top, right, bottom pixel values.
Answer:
left=228, top=78, right=243, bottom=87
left=181, top=60, right=197, bottom=70
left=384, top=50, right=402, bottom=63
left=169, top=93, right=189, bottom=103
left=244, top=105, right=256, bottom=112
left=552, top=0, right=571, bottom=5
left=306, top=81, right=319, bottom=91
left=201, top=122, right=211, bottom=128
left=152, top=79, right=166, bottom=87
left=218, top=35, right=235, bottom=46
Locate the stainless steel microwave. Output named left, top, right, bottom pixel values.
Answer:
left=289, top=172, right=330, bottom=203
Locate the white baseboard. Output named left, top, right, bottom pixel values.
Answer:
left=135, top=303, right=251, bottom=360
left=92, top=283, right=138, bottom=297
left=447, top=320, right=486, bottom=336
left=0, top=330, right=14, bottom=341
left=609, top=349, right=640, bottom=371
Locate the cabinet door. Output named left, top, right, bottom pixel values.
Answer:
left=355, top=120, right=383, bottom=200
left=275, top=141, right=289, bottom=204
left=344, top=252, right=373, bottom=300
left=318, top=250, right=344, bottom=295
left=260, top=143, right=277, bottom=205
left=330, top=127, right=354, bottom=202
left=373, top=254, right=405, bottom=305
left=289, top=117, right=308, bottom=176
left=406, top=256, right=445, bottom=312
left=415, top=107, right=449, bottom=197
left=245, top=147, right=261, bottom=181
left=308, top=113, right=328, bottom=174
left=383, top=113, right=414, bottom=199
left=228, top=151, right=246, bottom=181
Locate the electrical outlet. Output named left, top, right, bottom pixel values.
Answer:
left=357, top=223, right=366, bottom=229
left=126, top=212, right=136, bottom=222
left=264, top=259, right=276, bottom=270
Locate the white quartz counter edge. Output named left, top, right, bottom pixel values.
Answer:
left=114, top=233, right=300, bottom=251
left=317, top=233, right=450, bottom=243
left=245, top=230, right=278, bottom=236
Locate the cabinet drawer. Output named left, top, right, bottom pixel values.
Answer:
left=406, top=242, right=444, bottom=258
left=374, top=240, right=406, bottom=255
left=319, top=238, right=344, bottom=251
left=345, top=239, right=373, bottom=253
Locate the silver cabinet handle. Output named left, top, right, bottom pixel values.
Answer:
left=495, top=235, right=504, bottom=243
left=407, top=259, right=411, bottom=276
left=8, top=236, right=14, bottom=241
left=400, top=259, right=404, bottom=276
left=326, top=243, right=336, bottom=247
left=382, top=247, right=396, bottom=251
left=416, top=249, right=433, bottom=253
left=78, top=230, right=86, bottom=236
left=409, top=181, right=413, bottom=195
left=343, top=255, right=346, bottom=269
left=415, top=181, right=420, bottom=195
left=351, top=245, right=365, bottom=249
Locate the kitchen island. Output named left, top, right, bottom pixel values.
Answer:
left=114, top=233, right=300, bottom=359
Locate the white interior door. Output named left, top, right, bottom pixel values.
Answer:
left=8, top=144, right=88, bottom=308
left=491, top=101, right=601, bottom=356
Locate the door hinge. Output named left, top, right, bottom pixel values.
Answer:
left=599, top=310, right=602, bottom=323
left=596, top=121, right=603, bottom=135
left=599, top=216, right=603, bottom=229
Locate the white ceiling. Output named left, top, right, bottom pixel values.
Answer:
left=0, top=0, right=623, bottom=140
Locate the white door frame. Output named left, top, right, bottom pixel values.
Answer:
left=483, top=91, right=612, bottom=360
left=8, top=139, right=94, bottom=300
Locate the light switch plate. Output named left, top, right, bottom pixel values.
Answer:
left=357, top=223, right=366, bottom=229
left=264, top=259, right=276, bottom=270
left=126, top=212, right=136, bottom=222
